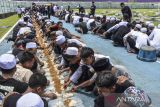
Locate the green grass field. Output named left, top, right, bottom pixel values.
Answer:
left=0, top=15, right=19, bottom=38
left=74, top=9, right=160, bottom=25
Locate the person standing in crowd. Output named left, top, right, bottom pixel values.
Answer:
left=16, top=6, right=22, bottom=18
left=120, top=2, right=132, bottom=22
left=78, top=4, right=85, bottom=15
left=90, top=2, right=96, bottom=17
left=47, top=5, right=52, bottom=19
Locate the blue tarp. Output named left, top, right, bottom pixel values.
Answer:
left=50, top=16, right=160, bottom=107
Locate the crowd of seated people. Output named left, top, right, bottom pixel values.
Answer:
left=0, top=3, right=155, bottom=107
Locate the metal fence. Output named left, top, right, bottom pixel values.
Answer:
left=0, top=0, right=32, bottom=14
left=0, top=0, right=160, bottom=14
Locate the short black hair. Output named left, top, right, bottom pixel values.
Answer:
left=0, top=66, right=16, bottom=74
left=120, top=2, right=125, bottom=6
left=92, top=58, right=112, bottom=72
left=19, top=51, right=35, bottom=64
left=96, top=72, right=117, bottom=88
left=80, top=47, right=94, bottom=59
left=57, top=21, right=63, bottom=25
left=67, top=42, right=80, bottom=49
left=29, top=73, right=47, bottom=88
left=24, top=17, right=29, bottom=22
left=79, top=18, right=83, bottom=22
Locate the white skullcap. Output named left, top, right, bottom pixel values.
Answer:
left=157, top=24, right=160, bottom=29
left=0, top=54, right=16, bottom=70
left=135, top=24, right=142, bottom=29
left=26, top=42, right=37, bottom=49
left=56, top=31, right=63, bottom=36
left=148, top=23, right=154, bottom=28
left=67, top=39, right=86, bottom=47
left=18, top=20, right=27, bottom=25
left=65, top=47, right=78, bottom=56
left=56, top=35, right=66, bottom=45
left=46, top=21, right=51, bottom=25
left=106, top=17, right=110, bottom=21
left=145, top=21, right=151, bottom=26
left=110, top=17, right=116, bottom=21
left=141, top=28, right=147, bottom=33
left=16, top=93, right=44, bottom=107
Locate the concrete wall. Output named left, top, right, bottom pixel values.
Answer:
left=0, top=12, right=16, bottom=19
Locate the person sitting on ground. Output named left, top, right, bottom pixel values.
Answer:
left=149, top=24, right=160, bottom=57
left=72, top=58, right=134, bottom=93
left=64, top=47, right=111, bottom=91
left=72, top=13, right=81, bottom=27
left=93, top=17, right=116, bottom=36
left=111, top=23, right=132, bottom=46
left=50, top=21, right=63, bottom=31
left=60, top=47, right=81, bottom=78
left=17, top=93, right=44, bottom=107
left=94, top=72, right=134, bottom=107
left=134, top=28, right=149, bottom=53
left=25, top=42, right=45, bottom=72
left=16, top=23, right=32, bottom=37
left=123, top=24, right=142, bottom=53
left=147, top=23, right=155, bottom=36
left=87, top=16, right=96, bottom=31
left=13, top=51, right=35, bottom=83
left=3, top=73, right=57, bottom=107
left=8, top=21, right=27, bottom=42
left=101, top=15, right=106, bottom=24
left=23, top=16, right=33, bottom=27
left=83, top=16, right=90, bottom=24
left=55, top=36, right=85, bottom=69
left=117, top=86, right=152, bottom=107
left=0, top=54, right=28, bottom=104
left=75, top=18, right=88, bottom=34
left=103, top=14, right=129, bottom=38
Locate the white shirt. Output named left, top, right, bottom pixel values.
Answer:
left=27, top=22, right=33, bottom=27
left=53, top=6, right=58, bottom=12
left=89, top=64, right=134, bottom=85
left=60, top=6, right=64, bottom=11
left=72, top=15, right=81, bottom=25
left=83, top=17, right=89, bottom=23
left=149, top=28, right=160, bottom=50
left=67, top=39, right=86, bottom=47
left=21, top=7, right=25, bottom=12
left=87, top=19, right=95, bottom=30
left=135, top=32, right=149, bottom=49
left=70, top=54, right=111, bottom=83
left=65, top=14, right=69, bottom=21
left=107, top=21, right=128, bottom=33
left=16, top=8, right=22, bottom=14
left=124, top=30, right=140, bottom=41
left=13, top=65, right=33, bottom=83
left=17, top=27, right=31, bottom=36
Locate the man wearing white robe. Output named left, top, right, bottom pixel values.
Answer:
left=149, top=25, right=160, bottom=56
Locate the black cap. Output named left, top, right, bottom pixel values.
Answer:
left=92, top=58, right=112, bottom=72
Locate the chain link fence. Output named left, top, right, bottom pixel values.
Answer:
left=0, top=0, right=32, bottom=14
left=0, top=0, right=160, bottom=14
